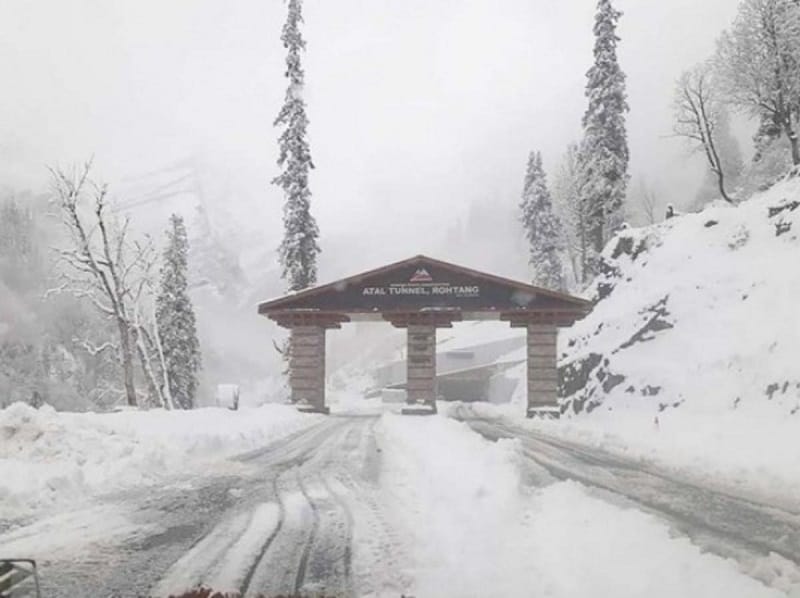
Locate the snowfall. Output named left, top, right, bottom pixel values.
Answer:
left=476, top=170, right=800, bottom=509
left=1, top=173, right=800, bottom=596
left=0, top=403, right=793, bottom=597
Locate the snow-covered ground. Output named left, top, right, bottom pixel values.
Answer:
left=532, top=173, right=800, bottom=506
left=377, top=413, right=784, bottom=598
left=457, top=400, right=800, bottom=510
left=411, top=174, right=800, bottom=508
left=502, top=175, right=800, bottom=419
left=0, top=402, right=322, bottom=517
left=0, top=404, right=795, bottom=596
left=2, top=175, right=799, bottom=595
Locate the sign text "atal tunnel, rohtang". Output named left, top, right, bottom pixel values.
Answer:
left=361, top=283, right=481, bottom=297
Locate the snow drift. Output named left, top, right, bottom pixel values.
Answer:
left=0, top=402, right=321, bottom=516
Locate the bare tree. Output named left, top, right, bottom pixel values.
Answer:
left=49, top=162, right=171, bottom=408
left=714, top=0, right=800, bottom=165
left=673, top=66, right=735, bottom=204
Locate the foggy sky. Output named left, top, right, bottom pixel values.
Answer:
left=0, top=0, right=740, bottom=278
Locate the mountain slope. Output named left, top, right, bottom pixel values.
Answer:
left=559, top=171, right=800, bottom=418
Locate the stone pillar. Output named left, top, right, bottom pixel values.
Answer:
left=289, top=326, right=328, bottom=414
left=527, top=323, right=559, bottom=418
left=405, top=324, right=437, bottom=413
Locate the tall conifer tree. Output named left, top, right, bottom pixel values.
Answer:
left=156, top=215, right=201, bottom=410
left=520, top=151, right=566, bottom=291
left=274, top=0, right=319, bottom=291
left=578, top=0, right=630, bottom=279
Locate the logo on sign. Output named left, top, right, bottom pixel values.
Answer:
left=409, top=268, right=433, bottom=283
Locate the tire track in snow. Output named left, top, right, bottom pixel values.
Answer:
left=334, top=424, right=412, bottom=597
left=464, top=416, right=800, bottom=590
left=289, top=420, right=373, bottom=596
left=32, top=416, right=383, bottom=598
left=239, top=426, right=356, bottom=596
left=237, top=475, right=285, bottom=597
left=323, top=474, right=354, bottom=589
left=293, top=467, right=321, bottom=594
left=155, top=418, right=348, bottom=598
left=151, top=510, right=254, bottom=595
left=239, top=419, right=363, bottom=597
left=296, top=421, right=358, bottom=594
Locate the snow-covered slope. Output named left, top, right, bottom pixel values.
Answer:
left=560, top=172, right=800, bottom=418
left=458, top=173, right=800, bottom=505
left=463, top=174, right=800, bottom=503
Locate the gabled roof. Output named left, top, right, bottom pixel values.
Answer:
left=258, top=255, right=591, bottom=316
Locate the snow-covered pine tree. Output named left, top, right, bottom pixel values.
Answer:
left=519, top=151, right=566, bottom=291
left=714, top=0, right=800, bottom=166
left=578, top=0, right=630, bottom=280
left=552, top=143, right=588, bottom=288
left=274, top=0, right=319, bottom=292
left=156, top=215, right=201, bottom=410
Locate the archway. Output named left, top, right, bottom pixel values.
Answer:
left=258, top=255, right=591, bottom=417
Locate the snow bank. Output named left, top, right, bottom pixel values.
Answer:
left=377, top=413, right=529, bottom=597
left=377, top=414, right=784, bottom=598
left=0, top=402, right=321, bottom=516
left=461, top=401, right=800, bottom=509
left=523, top=481, right=784, bottom=598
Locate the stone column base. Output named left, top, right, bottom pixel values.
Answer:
left=527, top=323, right=558, bottom=414
left=289, top=326, right=326, bottom=412
left=526, top=405, right=561, bottom=419
left=405, top=324, right=437, bottom=411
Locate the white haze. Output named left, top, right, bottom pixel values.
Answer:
left=0, top=0, right=743, bottom=392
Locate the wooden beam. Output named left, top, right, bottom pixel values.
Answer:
left=501, top=310, right=585, bottom=327
left=384, top=311, right=462, bottom=329
left=270, top=311, right=350, bottom=329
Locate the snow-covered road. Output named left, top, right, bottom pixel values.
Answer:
left=1, top=415, right=405, bottom=597
left=1, top=410, right=796, bottom=597
left=455, top=411, right=800, bottom=593
left=152, top=415, right=397, bottom=597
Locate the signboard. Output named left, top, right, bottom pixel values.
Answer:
left=362, top=268, right=480, bottom=299
left=266, top=260, right=575, bottom=313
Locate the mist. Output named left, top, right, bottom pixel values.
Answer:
left=0, top=0, right=745, bottom=393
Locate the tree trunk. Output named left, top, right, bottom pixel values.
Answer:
left=593, top=214, right=605, bottom=255
left=714, top=168, right=732, bottom=204
left=133, top=324, right=167, bottom=409
left=568, top=249, right=580, bottom=291
left=151, top=311, right=176, bottom=410
left=783, top=114, right=800, bottom=165
left=579, top=209, right=589, bottom=285
left=789, top=132, right=800, bottom=166
left=117, top=318, right=137, bottom=407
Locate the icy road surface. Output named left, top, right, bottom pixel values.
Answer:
left=1, top=410, right=797, bottom=597
left=1, top=415, right=406, bottom=598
